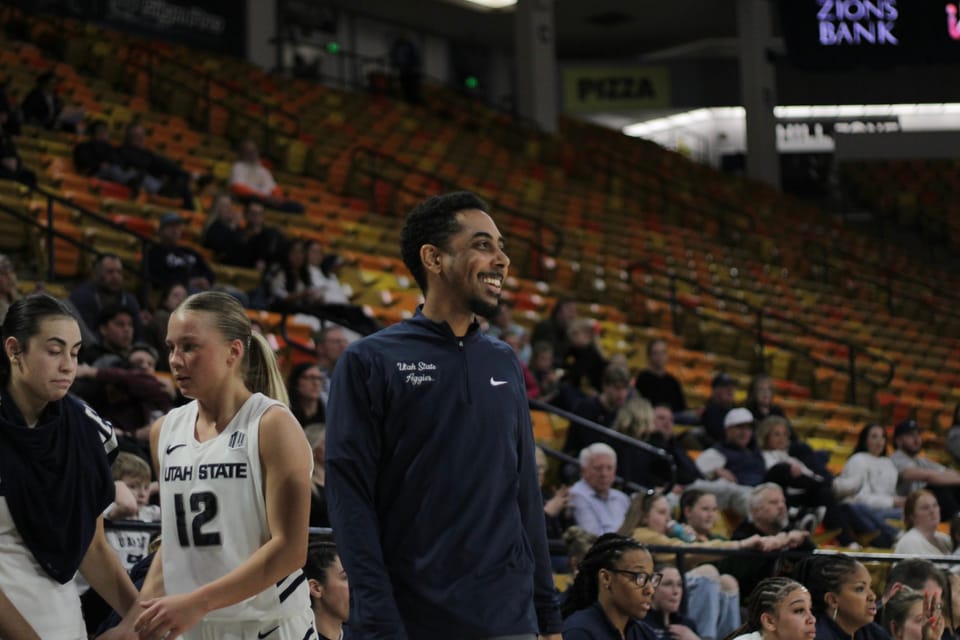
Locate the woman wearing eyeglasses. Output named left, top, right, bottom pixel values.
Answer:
left=287, top=363, right=326, bottom=427
left=561, top=534, right=659, bottom=639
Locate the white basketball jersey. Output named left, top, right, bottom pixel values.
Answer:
left=157, top=393, right=310, bottom=622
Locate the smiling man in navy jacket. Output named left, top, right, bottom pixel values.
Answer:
left=326, top=191, right=562, bottom=639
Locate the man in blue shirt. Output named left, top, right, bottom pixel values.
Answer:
left=326, top=191, right=561, bottom=639
left=569, top=443, right=631, bottom=535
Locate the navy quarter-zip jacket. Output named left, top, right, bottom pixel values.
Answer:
left=326, top=309, right=562, bottom=639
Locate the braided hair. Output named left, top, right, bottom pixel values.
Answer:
left=791, top=554, right=861, bottom=616
left=723, top=577, right=808, bottom=640
left=561, top=533, right=649, bottom=619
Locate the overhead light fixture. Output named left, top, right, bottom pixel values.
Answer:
left=447, top=0, right=517, bottom=9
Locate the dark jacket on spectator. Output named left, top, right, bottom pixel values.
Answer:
left=73, top=140, right=122, bottom=176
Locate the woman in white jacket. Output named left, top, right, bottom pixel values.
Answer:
left=839, top=423, right=905, bottom=522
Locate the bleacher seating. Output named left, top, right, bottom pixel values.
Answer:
left=3, top=5, right=960, bottom=473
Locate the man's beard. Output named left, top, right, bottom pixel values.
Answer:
left=468, top=296, right=500, bottom=319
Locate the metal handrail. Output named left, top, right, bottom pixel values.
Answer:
left=626, top=259, right=896, bottom=405
left=3, top=178, right=152, bottom=288
left=346, top=146, right=564, bottom=280
left=529, top=398, right=677, bottom=493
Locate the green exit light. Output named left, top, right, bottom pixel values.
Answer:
left=464, top=75, right=479, bottom=89
left=326, top=41, right=341, bottom=54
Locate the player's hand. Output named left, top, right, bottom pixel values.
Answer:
left=135, top=592, right=207, bottom=640
left=540, top=634, right=562, bottom=640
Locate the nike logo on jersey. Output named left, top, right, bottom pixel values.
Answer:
left=258, top=626, right=280, bottom=639
left=490, top=377, right=508, bottom=386
left=165, top=443, right=186, bottom=454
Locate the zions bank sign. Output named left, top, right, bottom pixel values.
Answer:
left=816, top=0, right=899, bottom=45
left=781, top=0, right=960, bottom=67
left=562, top=67, right=670, bottom=113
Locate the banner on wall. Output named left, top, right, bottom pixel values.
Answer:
left=11, top=0, right=246, bottom=56
left=562, top=66, right=671, bottom=113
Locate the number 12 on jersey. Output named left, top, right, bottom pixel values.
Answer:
left=174, top=491, right=222, bottom=547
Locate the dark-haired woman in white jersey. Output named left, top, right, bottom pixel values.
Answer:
left=115, top=291, right=315, bottom=640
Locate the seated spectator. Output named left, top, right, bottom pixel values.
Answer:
left=487, top=302, right=530, bottom=362
left=886, top=559, right=945, bottom=600
left=700, top=373, right=737, bottom=445
left=756, top=415, right=860, bottom=545
left=532, top=297, right=577, bottom=368
left=718, top=483, right=814, bottom=597
left=145, top=212, right=215, bottom=291
left=20, top=71, right=82, bottom=131
left=678, top=489, right=729, bottom=543
left=882, top=588, right=945, bottom=640
left=269, top=238, right=317, bottom=308
left=569, top=443, right=631, bottom=536
left=943, top=572, right=960, bottom=640
left=73, top=120, right=138, bottom=188
left=529, top=340, right=565, bottom=403
left=536, top=447, right=574, bottom=541
left=837, top=423, right=904, bottom=545
left=304, top=541, right=349, bottom=640
left=560, top=534, right=659, bottom=639
left=69, top=253, right=144, bottom=342
left=80, top=304, right=135, bottom=366
left=618, top=491, right=750, bottom=640
left=561, top=317, right=608, bottom=396
left=791, top=554, right=880, bottom=640
left=646, top=565, right=700, bottom=640
left=117, top=122, right=195, bottom=209
left=73, top=337, right=172, bottom=450
left=201, top=192, right=247, bottom=266
left=634, top=339, right=688, bottom=416
left=104, top=453, right=160, bottom=570
left=633, top=408, right=743, bottom=517
left=947, top=403, right=960, bottom=467
left=500, top=328, right=539, bottom=396
left=562, top=526, right=597, bottom=577
left=305, top=245, right=350, bottom=304
left=288, top=362, right=326, bottom=426
left=304, top=247, right=379, bottom=337
left=895, top=489, right=952, bottom=555
left=567, top=364, right=633, bottom=456
left=695, top=408, right=767, bottom=488
left=304, top=423, right=330, bottom=528
left=0, top=253, right=21, bottom=325
left=728, top=577, right=815, bottom=640
left=0, top=109, right=36, bottom=187
left=648, top=409, right=752, bottom=516
left=0, top=82, right=22, bottom=135
left=229, top=138, right=304, bottom=213
left=242, top=201, right=285, bottom=272
left=80, top=452, right=160, bottom=634
left=315, top=326, right=349, bottom=405
left=143, top=282, right=186, bottom=370
left=892, top=419, right=960, bottom=520
left=744, top=373, right=785, bottom=421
